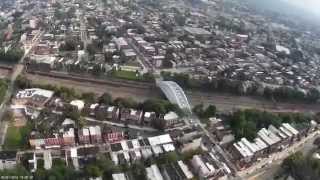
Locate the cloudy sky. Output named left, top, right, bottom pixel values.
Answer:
left=284, top=0, right=320, bottom=15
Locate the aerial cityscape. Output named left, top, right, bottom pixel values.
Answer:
left=0, top=0, right=319, bottom=179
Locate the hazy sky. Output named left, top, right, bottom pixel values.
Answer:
left=284, top=0, right=320, bottom=15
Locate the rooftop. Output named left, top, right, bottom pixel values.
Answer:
left=16, top=88, right=54, bottom=100
left=184, top=27, right=211, bottom=36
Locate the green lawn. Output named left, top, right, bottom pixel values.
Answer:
left=112, top=70, right=140, bottom=81
left=3, top=124, right=31, bottom=150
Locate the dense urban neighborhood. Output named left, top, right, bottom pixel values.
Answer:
left=0, top=0, right=319, bottom=180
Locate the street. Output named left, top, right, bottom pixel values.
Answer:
left=0, top=30, right=44, bottom=148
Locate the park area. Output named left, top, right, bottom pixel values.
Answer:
left=112, top=70, right=141, bottom=81
left=110, top=69, right=154, bottom=82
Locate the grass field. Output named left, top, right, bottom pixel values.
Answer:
left=112, top=70, right=140, bottom=81
left=3, top=124, right=31, bottom=150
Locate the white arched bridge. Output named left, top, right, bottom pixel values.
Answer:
left=157, top=81, right=191, bottom=113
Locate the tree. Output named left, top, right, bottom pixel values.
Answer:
left=59, top=37, right=79, bottom=51
left=229, top=109, right=310, bottom=141
left=141, top=99, right=166, bottom=115
left=99, top=92, right=112, bottom=105
left=77, top=116, right=87, bottom=128
left=81, top=92, right=96, bottom=104
left=142, top=72, right=155, bottom=82
left=15, top=75, right=31, bottom=89
left=113, top=97, right=138, bottom=109
left=307, top=88, right=320, bottom=103
left=192, top=104, right=204, bottom=117
left=0, top=48, right=24, bottom=63
left=131, top=163, right=146, bottom=180
left=314, top=137, right=320, bottom=148
left=57, top=86, right=78, bottom=101
left=203, top=105, right=217, bottom=118
left=63, top=104, right=80, bottom=121
left=85, top=165, right=102, bottom=178
left=95, top=154, right=120, bottom=179
left=281, top=152, right=320, bottom=180
left=192, top=104, right=216, bottom=119
left=34, top=160, right=81, bottom=180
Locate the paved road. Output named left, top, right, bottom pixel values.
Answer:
left=0, top=30, right=43, bottom=148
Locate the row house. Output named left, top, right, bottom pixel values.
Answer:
left=119, top=108, right=143, bottom=125
left=78, top=126, right=102, bottom=144
left=29, top=128, right=75, bottom=149
left=94, top=104, right=180, bottom=129
left=131, top=36, right=156, bottom=57
left=78, top=128, right=90, bottom=144
left=128, top=109, right=143, bottom=125
left=103, top=131, right=125, bottom=143
left=107, top=106, right=119, bottom=120
left=143, top=112, right=156, bottom=126
left=231, top=123, right=301, bottom=169
left=110, top=134, right=175, bottom=165
left=191, top=152, right=227, bottom=180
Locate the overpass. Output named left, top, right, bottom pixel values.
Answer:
left=157, top=81, right=191, bottom=113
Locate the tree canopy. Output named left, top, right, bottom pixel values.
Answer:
left=229, top=109, right=311, bottom=140
left=193, top=104, right=216, bottom=119
left=99, top=92, right=112, bottom=105
left=0, top=48, right=24, bottom=64
left=282, top=152, right=320, bottom=180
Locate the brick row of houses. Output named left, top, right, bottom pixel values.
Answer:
left=93, top=105, right=182, bottom=129
left=230, top=123, right=303, bottom=169
left=29, top=125, right=124, bottom=149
